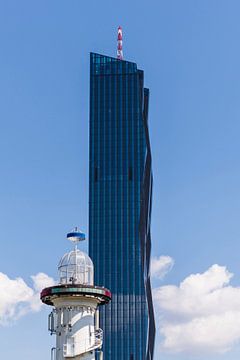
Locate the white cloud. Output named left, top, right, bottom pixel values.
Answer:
left=151, top=256, right=174, bottom=280
left=30, top=273, right=56, bottom=312
left=153, top=264, right=240, bottom=355
left=0, top=272, right=55, bottom=325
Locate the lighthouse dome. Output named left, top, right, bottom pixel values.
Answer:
left=58, top=249, right=94, bottom=285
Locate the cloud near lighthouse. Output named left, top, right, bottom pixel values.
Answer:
left=0, top=272, right=55, bottom=325
left=151, top=255, right=174, bottom=280
left=153, top=264, right=240, bottom=355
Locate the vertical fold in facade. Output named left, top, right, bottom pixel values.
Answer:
left=89, top=53, right=155, bottom=360
left=139, top=87, right=155, bottom=360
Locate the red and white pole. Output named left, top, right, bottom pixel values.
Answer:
left=117, top=26, right=123, bottom=60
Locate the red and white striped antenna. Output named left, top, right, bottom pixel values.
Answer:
left=117, top=26, right=123, bottom=60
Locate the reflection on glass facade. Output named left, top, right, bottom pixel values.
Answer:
left=89, top=53, right=155, bottom=360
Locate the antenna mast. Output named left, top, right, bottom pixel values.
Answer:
left=117, top=26, right=123, bottom=60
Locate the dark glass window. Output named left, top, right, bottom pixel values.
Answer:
left=94, top=167, right=98, bottom=182
left=129, top=166, right=133, bottom=181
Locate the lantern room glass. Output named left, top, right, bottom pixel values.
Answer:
left=58, top=249, right=94, bottom=285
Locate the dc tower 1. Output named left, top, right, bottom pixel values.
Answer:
left=89, top=28, right=155, bottom=359
left=41, top=228, right=111, bottom=360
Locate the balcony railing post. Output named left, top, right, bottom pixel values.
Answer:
left=51, top=347, right=56, bottom=360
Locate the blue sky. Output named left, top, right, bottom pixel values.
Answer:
left=0, top=0, right=240, bottom=359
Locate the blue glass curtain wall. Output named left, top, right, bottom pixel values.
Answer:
left=89, top=53, right=155, bottom=360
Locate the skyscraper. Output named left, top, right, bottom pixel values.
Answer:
left=89, top=52, right=155, bottom=359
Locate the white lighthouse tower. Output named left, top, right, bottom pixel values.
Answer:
left=41, top=228, right=111, bottom=360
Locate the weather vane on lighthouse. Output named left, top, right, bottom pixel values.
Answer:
left=41, top=227, right=111, bottom=360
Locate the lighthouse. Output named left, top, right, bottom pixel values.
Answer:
left=41, top=228, right=111, bottom=360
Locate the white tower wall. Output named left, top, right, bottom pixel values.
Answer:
left=50, top=297, right=100, bottom=360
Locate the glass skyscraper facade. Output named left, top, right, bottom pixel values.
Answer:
left=89, top=53, right=155, bottom=360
